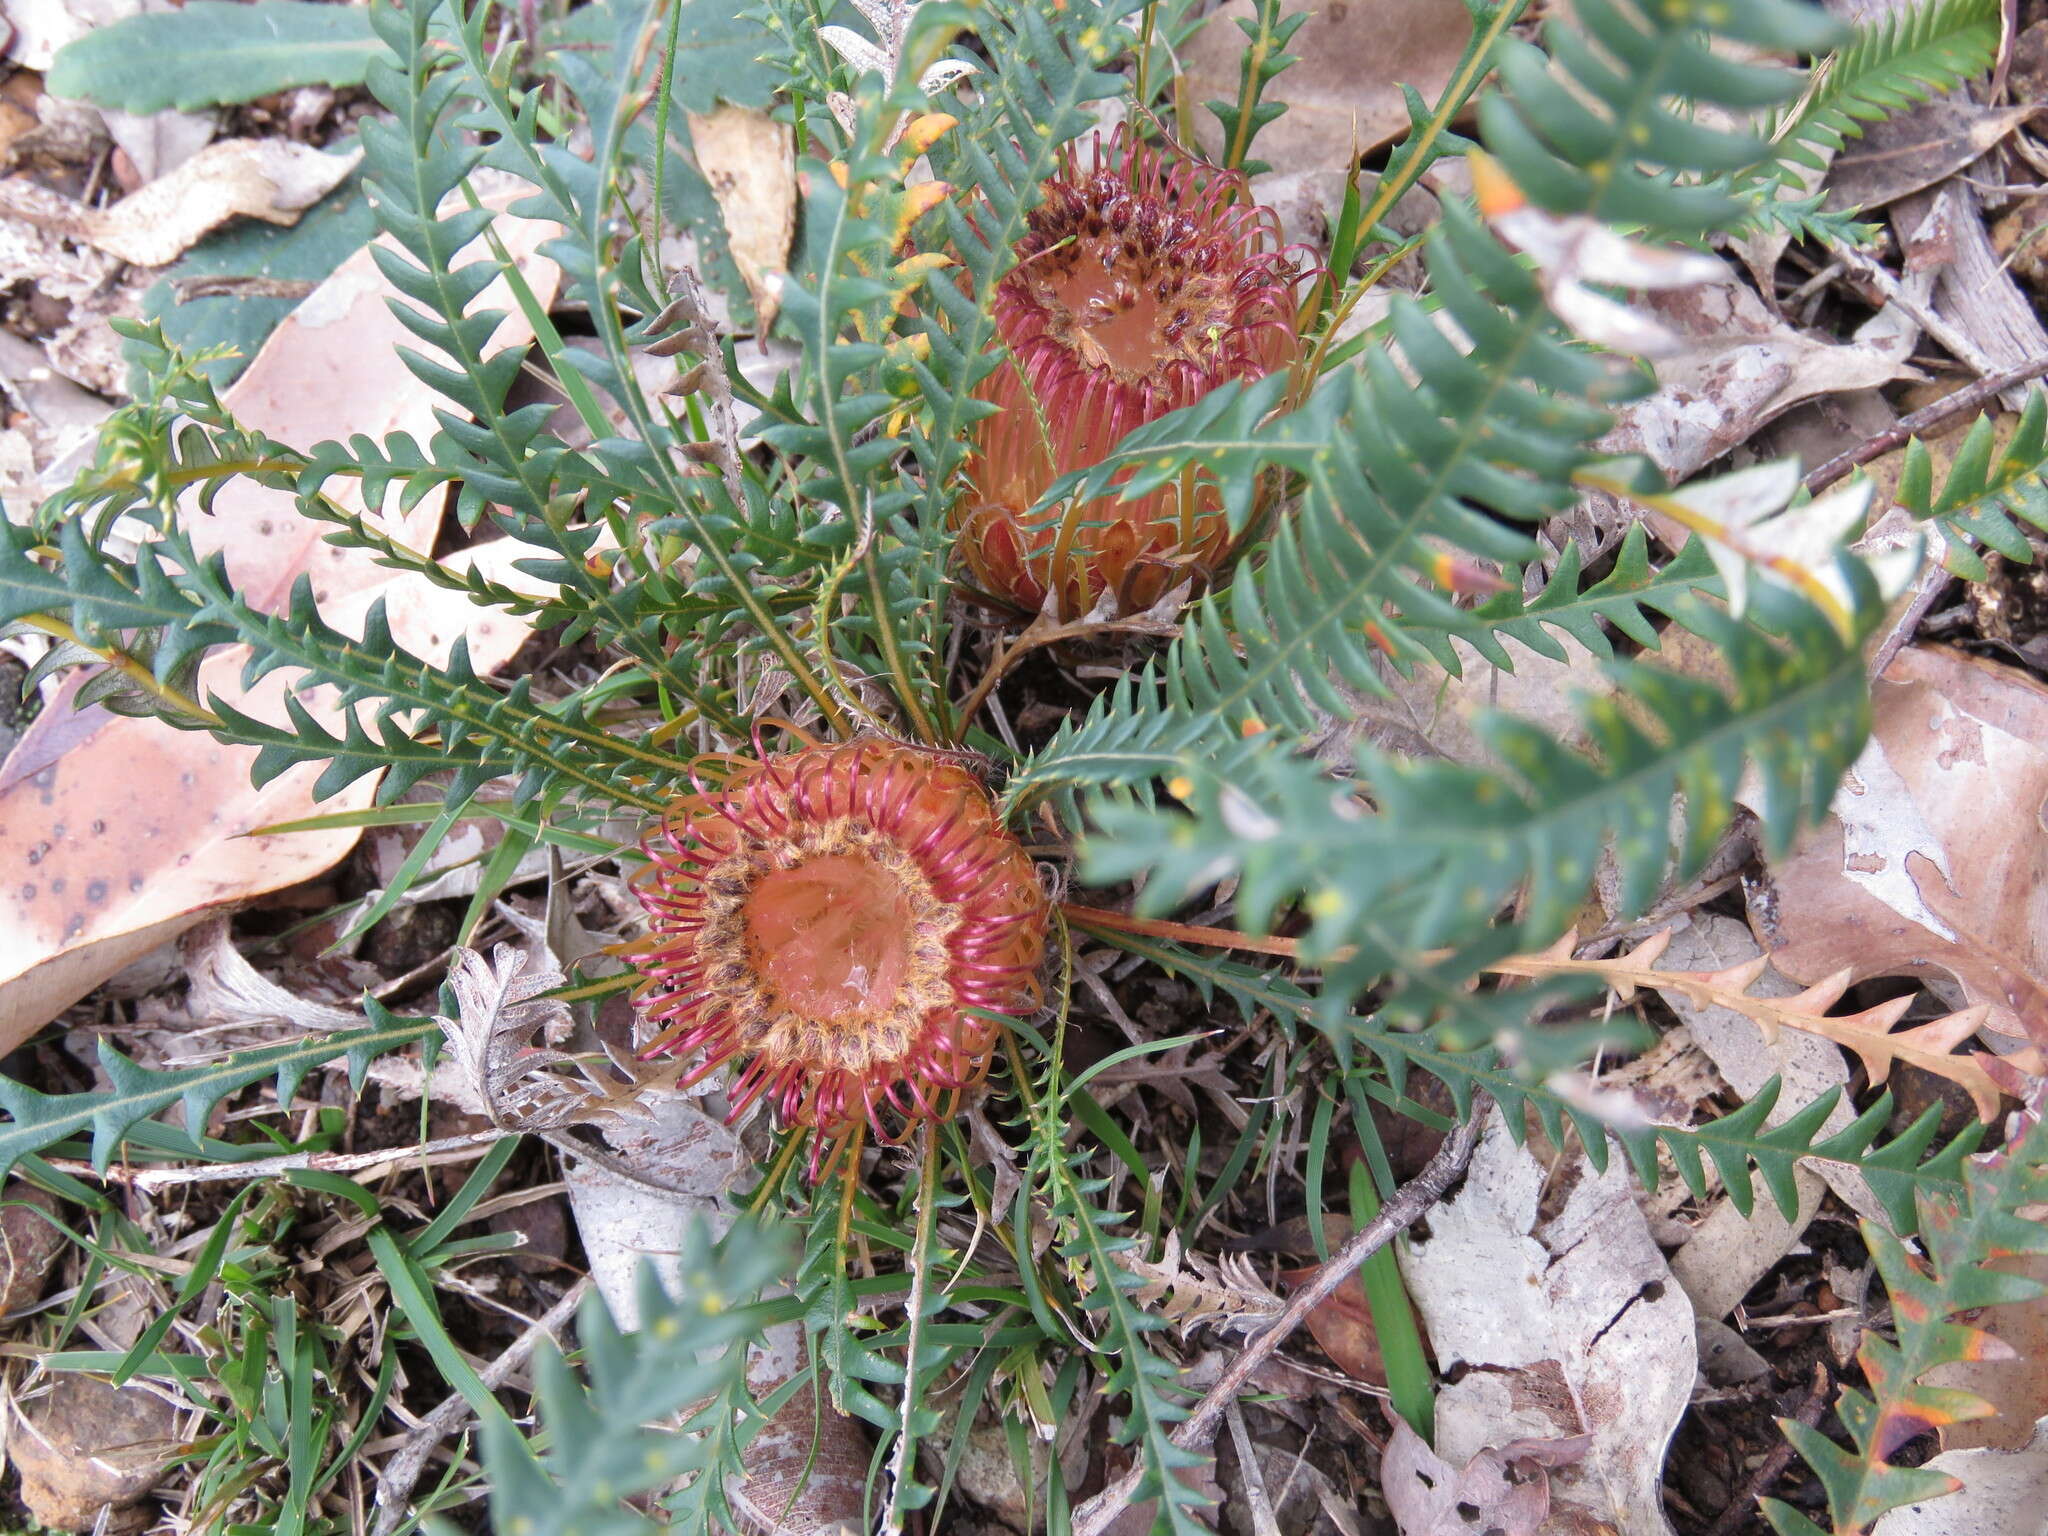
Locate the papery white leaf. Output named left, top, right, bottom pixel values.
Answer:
left=1866, top=538, right=1926, bottom=602
left=1672, top=458, right=1805, bottom=529
left=917, top=57, right=978, bottom=96
left=1750, top=476, right=1881, bottom=614
left=819, top=24, right=892, bottom=79
left=1657, top=464, right=1908, bottom=619
left=1490, top=206, right=1730, bottom=291
left=1218, top=784, right=1280, bottom=841
left=1546, top=281, right=1690, bottom=358
left=438, top=943, right=591, bottom=1131
left=1558, top=221, right=1729, bottom=291
left=1654, top=458, right=1804, bottom=614
left=1488, top=202, right=1731, bottom=357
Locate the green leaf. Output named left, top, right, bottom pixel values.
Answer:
left=1759, top=0, right=2002, bottom=185
left=1083, top=578, right=1877, bottom=1004
left=1414, top=526, right=1724, bottom=672
left=0, top=1014, right=430, bottom=1183
left=540, top=0, right=781, bottom=113
left=49, top=1, right=382, bottom=113
left=1893, top=389, right=2048, bottom=574
left=1035, top=1138, right=1211, bottom=1536
left=475, top=1222, right=791, bottom=1535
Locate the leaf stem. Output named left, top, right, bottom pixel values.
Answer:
left=1062, top=902, right=1305, bottom=959
left=18, top=615, right=221, bottom=724
left=860, top=535, right=942, bottom=746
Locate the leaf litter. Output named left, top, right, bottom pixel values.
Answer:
left=0, top=176, right=561, bottom=1040
left=7, top=0, right=2048, bottom=1530
left=1398, top=1108, right=1696, bottom=1536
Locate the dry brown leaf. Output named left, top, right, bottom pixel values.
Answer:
left=0, top=326, right=110, bottom=492
left=101, top=99, right=217, bottom=185
left=1635, top=277, right=1918, bottom=470
left=1567, top=264, right=1919, bottom=554
left=1493, top=926, right=2008, bottom=1120
left=686, top=104, right=793, bottom=333
left=1381, top=1421, right=1588, bottom=1536
left=1827, top=102, right=2040, bottom=214
left=0, top=185, right=563, bottom=1045
left=1179, top=0, right=1472, bottom=168
left=1119, top=1233, right=1284, bottom=1336
left=1278, top=1263, right=1388, bottom=1386
left=0, top=138, right=358, bottom=266
left=1767, top=645, right=2048, bottom=1057
left=436, top=944, right=590, bottom=1132
left=0, top=204, right=119, bottom=304
left=16, top=90, right=109, bottom=167
left=176, top=913, right=360, bottom=1030
left=558, top=1094, right=867, bottom=1536
left=0, top=676, right=376, bottom=1042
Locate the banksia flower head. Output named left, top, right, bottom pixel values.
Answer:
left=957, top=128, right=1303, bottom=618
left=625, top=739, right=1046, bottom=1165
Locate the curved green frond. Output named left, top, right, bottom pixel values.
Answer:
left=477, top=1224, right=790, bottom=1535
left=1767, top=1111, right=2048, bottom=1536
left=1763, top=0, right=2002, bottom=183
left=1084, top=579, right=1876, bottom=1000
left=1411, top=524, right=1722, bottom=672
left=0, top=1011, right=429, bottom=1183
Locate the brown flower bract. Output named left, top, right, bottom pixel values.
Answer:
left=956, top=129, right=1302, bottom=619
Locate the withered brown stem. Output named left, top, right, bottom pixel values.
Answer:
left=1062, top=901, right=1307, bottom=959
left=1802, top=355, right=2048, bottom=495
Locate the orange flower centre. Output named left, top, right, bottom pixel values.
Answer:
left=1034, top=252, right=1233, bottom=387
left=746, top=854, right=916, bottom=1024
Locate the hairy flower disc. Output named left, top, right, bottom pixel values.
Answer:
left=957, top=129, right=1303, bottom=618
left=625, top=741, right=1047, bottom=1144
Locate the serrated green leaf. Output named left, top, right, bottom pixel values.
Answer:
left=1780, top=1111, right=2048, bottom=1534
left=0, top=1020, right=429, bottom=1183
left=540, top=0, right=781, bottom=113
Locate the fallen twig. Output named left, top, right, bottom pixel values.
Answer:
left=1803, top=355, right=2048, bottom=494
left=370, top=1275, right=593, bottom=1536
left=1866, top=561, right=1954, bottom=681
left=46, top=1130, right=507, bottom=1193
left=1069, top=1100, right=1490, bottom=1536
